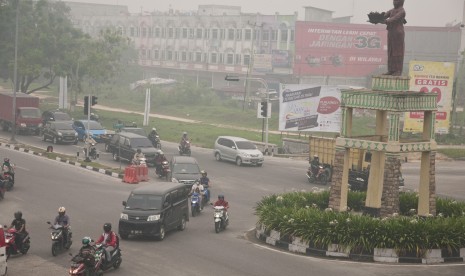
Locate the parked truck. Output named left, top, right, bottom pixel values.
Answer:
left=0, top=92, right=42, bottom=135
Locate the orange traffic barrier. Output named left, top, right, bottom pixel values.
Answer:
left=122, top=166, right=139, bottom=184
left=138, top=165, right=149, bottom=182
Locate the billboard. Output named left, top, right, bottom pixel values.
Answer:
left=279, top=84, right=342, bottom=132
left=272, top=50, right=291, bottom=68
left=294, top=21, right=387, bottom=77
left=404, top=61, right=455, bottom=134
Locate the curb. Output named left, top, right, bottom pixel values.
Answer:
left=0, top=141, right=124, bottom=179
left=255, top=224, right=465, bottom=264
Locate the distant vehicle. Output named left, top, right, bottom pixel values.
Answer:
left=169, top=156, right=202, bottom=187
left=106, top=132, right=160, bottom=166
left=42, top=110, right=72, bottom=125
left=213, top=136, right=264, bottom=166
left=120, top=127, right=147, bottom=137
left=0, top=92, right=42, bottom=135
left=42, top=121, right=78, bottom=145
left=72, top=120, right=110, bottom=142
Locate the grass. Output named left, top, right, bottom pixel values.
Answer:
left=438, top=148, right=465, bottom=159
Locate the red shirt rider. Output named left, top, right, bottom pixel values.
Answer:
left=213, top=195, right=229, bottom=210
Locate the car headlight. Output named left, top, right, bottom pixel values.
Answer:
left=58, top=132, right=63, bottom=136
left=147, top=215, right=160, bottom=221
left=120, top=213, right=128, bottom=220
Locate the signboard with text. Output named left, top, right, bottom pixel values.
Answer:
left=404, top=61, right=455, bottom=134
left=294, top=21, right=387, bottom=77
left=279, top=84, right=342, bottom=132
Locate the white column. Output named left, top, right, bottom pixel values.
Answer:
left=286, top=29, right=291, bottom=50
left=276, top=29, right=281, bottom=50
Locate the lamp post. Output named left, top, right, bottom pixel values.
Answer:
left=225, top=75, right=270, bottom=153
left=10, top=0, right=19, bottom=144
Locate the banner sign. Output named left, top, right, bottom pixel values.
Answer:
left=272, top=50, right=291, bottom=68
left=294, top=21, right=387, bottom=77
left=279, top=84, right=342, bottom=132
left=404, top=61, right=455, bottom=134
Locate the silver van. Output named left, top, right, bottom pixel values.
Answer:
left=213, top=136, right=264, bottom=166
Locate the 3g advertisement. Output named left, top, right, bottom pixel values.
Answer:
left=294, top=21, right=387, bottom=77
left=279, top=84, right=342, bottom=132
left=404, top=61, right=455, bottom=134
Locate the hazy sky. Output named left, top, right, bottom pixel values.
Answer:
left=68, top=0, right=464, bottom=27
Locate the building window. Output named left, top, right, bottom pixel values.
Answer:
left=226, top=53, right=234, bottom=65
left=271, top=30, right=277, bottom=41
left=235, top=54, right=241, bottom=64
left=212, top=29, right=219, bottom=40
left=281, top=29, right=288, bottom=42
left=154, top=28, right=160, bottom=38
left=189, top=28, right=195, bottom=38
left=195, top=52, right=202, bottom=62
left=245, top=29, right=252, bottom=40
left=228, top=29, right=235, bottom=40
left=243, top=54, right=251, bottom=66
left=168, top=28, right=174, bottom=38
left=182, top=28, right=188, bottom=38
left=211, top=53, right=217, bottom=63
left=182, top=51, right=187, bottom=61
left=262, top=30, right=269, bottom=41
left=153, top=49, right=159, bottom=60
left=141, top=27, right=147, bottom=37
left=196, top=28, right=203, bottom=39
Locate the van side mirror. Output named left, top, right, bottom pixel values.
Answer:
left=122, top=201, right=127, bottom=206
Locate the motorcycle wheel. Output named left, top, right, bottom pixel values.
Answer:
left=6, top=248, right=10, bottom=260
left=113, top=257, right=122, bottom=269
left=308, top=175, right=316, bottom=183
left=51, top=242, right=59, bottom=256
left=191, top=207, right=196, bottom=217
left=6, top=181, right=13, bottom=191
left=215, top=221, right=221, bottom=233
left=320, top=174, right=328, bottom=185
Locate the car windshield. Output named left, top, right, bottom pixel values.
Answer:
left=123, top=128, right=146, bottom=136
left=84, top=121, right=104, bottom=130
left=125, top=194, right=162, bottom=210
left=236, top=141, right=257, bottom=150
left=172, top=163, right=200, bottom=174
left=131, top=137, right=153, bottom=147
left=20, top=108, right=41, bottom=118
left=54, top=113, right=71, bottom=120
left=54, top=122, right=74, bottom=130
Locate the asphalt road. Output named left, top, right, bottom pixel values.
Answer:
left=1, top=131, right=465, bottom=275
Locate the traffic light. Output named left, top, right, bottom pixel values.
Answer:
left=260, top=101, right=268, bottom=117
left=84, top=96, right=89, bottom=115
left=91, top=96, right=98, bottom=106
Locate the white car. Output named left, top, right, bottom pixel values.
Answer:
left=213, top=136, right=264, bottom=166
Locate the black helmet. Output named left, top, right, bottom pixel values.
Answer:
left=82, top=236, right=91, bottom=245
left=218, top=194, right=224, bottom=200
left=103, top=223, right=112, bottom=232
left=14, top=211, right=22, bottom=220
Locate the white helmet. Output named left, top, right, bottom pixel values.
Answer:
left=152, top=128, right=157, bottom=131
left=58, top=206, right=66, bottom=214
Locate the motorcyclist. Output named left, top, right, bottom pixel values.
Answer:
left=310, top=155, right=320, bottom=176
left=77, top=236, right=96, bottom=268
left=190, top=181, right=205, bottom=210
left=132, top=149, right=145, bottom=165
left=148, top=128, right=159, bottom=141
left=85, top=133, right=97, bottom=159
left=2, top=158, right=14, bottom=182
left=199, top=170, right=211, bottom=202
left=54, top=207, right=70, bottom=245
left=9, top=211, right=26, bottom=249
left=154, top=151, right=167, bottom=175
left=213, top=195, right=229, bottom=221
left=179, top=132, right=189, bottom=151
left=96, top=223, right=118, bottom=264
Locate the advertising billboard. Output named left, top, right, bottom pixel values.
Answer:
left=272, top=50, right=291, bottom=68
left=294, top=21, right=387, bottom=77
left=279, top=84, right=342, bottom=132
left=404, top=61, right=455, bottom=134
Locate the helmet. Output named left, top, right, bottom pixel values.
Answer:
left=218, top=194, right=224, bottom=200
left=58, top=206, right=66, bottom=215
left=313, top=155, right=318, bottom=158
left=201, top=170, right=207, bottom=176
left=4, top=158, right=9, bottom=163
left=182, top=132, right=187, bottom=136
left=103, top=223, right=112, bottom=232
left=82, top=236, right=91, bottom=245
left=152, top=128, right=157, bottom=132
left=14, top=211, right=22, bottom=220
left=137, top=149, right=142, bottom=153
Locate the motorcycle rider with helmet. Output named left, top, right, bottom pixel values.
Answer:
left=155, top=151, right=167, bottom=176
left=148, top=128, right=160, bottom=148
left=96, top=223, right=118, bottom=264
left=9, top=211, right=26, bottom=249
left=190, top=180, right=205, bottom=210
left=213, top=195, right=229, bottom=221
left=310, top=155, right=321, bottom=177
left=77, top=236, right=96, bottom=268
left=199, top=170, right=211, bottom=202
left=54, top=207, right=70, bottom=245
left=2, top=158, right=14, bottom=183
left=132, top=149, right=145, bottom=165
left=179, top=132, right=189, bottom=152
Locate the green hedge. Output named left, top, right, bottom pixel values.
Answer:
left=255, top=191, right=465, bottom=255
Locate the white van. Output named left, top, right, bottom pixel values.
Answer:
left=0, top=228, right=6, bottom=276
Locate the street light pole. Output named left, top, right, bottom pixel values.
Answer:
left=10, top=0, right=19, bottom=144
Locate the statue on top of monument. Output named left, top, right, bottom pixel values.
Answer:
left=368, top=0, right=406, bottom=76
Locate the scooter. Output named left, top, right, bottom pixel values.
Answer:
left=94, top=242, right=122, bottom=272
left=69, top=252, right=102, bottom=276
left=47, top=221, right=72, bottom=256
left=178, top=141, right=191, bottom=156
left=4, top=227, right=31, bottom=260
left=212, top=205, right=229, bottom=233
left=84, top=144, right=98, bottom=160
left=190, top=192, right=202, bottom=217
left=157, top=160, right=170, bottom=180
left=149, top=135, right=162, bottom=149
left=2, top=164, right=15, bottom=191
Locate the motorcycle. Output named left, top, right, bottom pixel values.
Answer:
left=149, top=135, right=162, bottom=149
left=94, top=242, right=122, bottom=273
left=157, top=160, right=170, bottom=180
left=178, top=141, right=191, bottom=156
left=83, top=144, right=98, bottom=160
left=212, top=205, right=229, bottom=233
left=47, top=221, right=72, bottom=256
left=69, top=252, right=102, bottom=276
left=190, top=192, right=202, bottom=217
left=306, top=164, right=331, bottom=185
left=2, top=164, right=15, bottom=191
left=4, top=227, right=31, bottom=260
